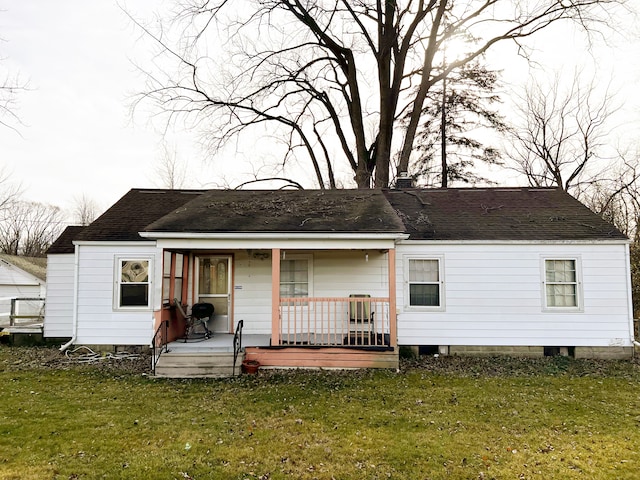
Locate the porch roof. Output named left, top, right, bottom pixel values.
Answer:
left=144, top=189, right=406, bottom=235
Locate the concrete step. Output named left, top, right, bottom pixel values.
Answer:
left=154, top=352, right=244, bottom=378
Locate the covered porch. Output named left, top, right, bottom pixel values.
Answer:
left=153, top=243, right=400, bottom=371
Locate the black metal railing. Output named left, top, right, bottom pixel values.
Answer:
left=232, top=319, right=244, bottom=376
left=152, top=320, right=169, bottom=376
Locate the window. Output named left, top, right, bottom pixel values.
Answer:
left=280, top=255, right=312, bottom=300
left=544, top=259, right=580, bottom=309
left=116, top=258, right=151, bottom=309
left=407, top=258, right=443, bottom=308
left=162, top=252, right=184, bottom=305
left=162, top=251, right=171, bottom=305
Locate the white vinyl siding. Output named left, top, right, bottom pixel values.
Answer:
left=75, top=244, right=160, bottom=345
left=396, top=243, right=633, bottom=348
left=43, top=254, right=74, bottom=338
left=232, top=250, right=389, bottom=335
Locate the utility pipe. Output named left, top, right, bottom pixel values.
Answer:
left=60, top=244, right=80, bottom=352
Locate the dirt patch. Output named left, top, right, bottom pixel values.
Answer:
left=402, top=353, right=640, bottom=378
left=0, top=345, right=152, bottom=375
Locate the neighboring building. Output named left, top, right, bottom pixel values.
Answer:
left=44, top=187, right=635, bottom=373
left=0, top=254, right=47, bottom=327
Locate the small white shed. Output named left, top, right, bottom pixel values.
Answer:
left=0, top=254, right=47, bottom=325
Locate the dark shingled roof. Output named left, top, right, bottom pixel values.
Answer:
left=383, top=187, right=627, bottom=241
left=66, top=187, right=626, bottom=243
left=145, top=189, right=406, bottom=234
left=47, top=225, right=85, bottom=254
left=75, top=189, right=206, bottom=242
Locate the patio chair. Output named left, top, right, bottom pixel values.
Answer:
left=345, top=294, right=376, bottom=345
left=348, top=294, right=374, bottom=324
left=174, top=298, right=214, bottom=341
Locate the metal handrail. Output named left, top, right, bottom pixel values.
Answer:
left=232, top=319, right=244, bottom=376
left=152, top=320, right=169, bottom=376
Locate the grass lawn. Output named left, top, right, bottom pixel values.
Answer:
left=1, top=347, right=640, bottom=479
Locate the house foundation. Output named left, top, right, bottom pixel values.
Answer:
left=573, top=346, right=633, bottom=360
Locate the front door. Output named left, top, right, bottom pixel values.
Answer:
left=196, top=256, right=232, bottom=333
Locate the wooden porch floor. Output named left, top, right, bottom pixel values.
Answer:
left=160, top=333, right=398, bottom=372
left=166, top=334, right=271, bottom=353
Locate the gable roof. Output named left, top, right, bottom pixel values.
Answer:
left=74, top=189, right=206, bottom=242
left=61, top=186, right=626, bottom=244
left=145, top=189, right=406, bottom=234
left=47, top=225, right=85, bottom=254
left=0, top=254, right=47, bottom=282
left=383, top=187, right=627, bottom=241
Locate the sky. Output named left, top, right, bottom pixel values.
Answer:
left=1, top=1, right=639, bottom=226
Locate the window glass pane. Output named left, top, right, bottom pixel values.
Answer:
left=279, top=284, right=293, bottom=297
left=198, top=258, right=229, bottom=295
left=120, top=284, right=149, bottom=307
left=545, top=260, right=576, bottom=282
left=162, top=278, right=170, bottom=302
left=121, top=260, right=149, bottom=283
left=546, top=284, right=577, bottom=307
left=410, top=284, right=440, bottom=306
left=163, top=252, right=171, bottom=276
left=175, top=254, right=183, bottom=277
left=280, top=259, right=309, bottom=298
left=174, top=279, right=183, bottom=298
left=409, top=259, right=438, bottom=282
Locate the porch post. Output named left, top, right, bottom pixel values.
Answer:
left=271, top=248, right=281, bottom=345
left=388, top=248, right=397, bottom=348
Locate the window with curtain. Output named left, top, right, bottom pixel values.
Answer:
left=544, top=259, right=579, bottom=308
left=116, top=258, right=151, bottom=309
left=408, top=258, right=441, bottom=307
left=280, top=258, right=310, bottom=298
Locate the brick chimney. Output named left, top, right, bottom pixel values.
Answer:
left=395, top=172, right=414, bottom=189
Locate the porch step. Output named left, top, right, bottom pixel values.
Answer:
left=154, top=351, right=244, bottom=378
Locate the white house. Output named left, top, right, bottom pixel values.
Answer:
left=384, top=188, right=634, bottom=359
left=44, top=186, right=635, bottom=372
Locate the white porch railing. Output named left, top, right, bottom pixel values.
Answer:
left=279, top=297, right=390, bottom=347
left=0, top=297, right=45, bottom=327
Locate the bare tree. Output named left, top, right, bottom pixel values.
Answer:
left=72, top=194, right=101, bottom=226
left=509, top=74, right=623, bottom=192
left=509, top=73, right=640, bottom=239
left=1, top=32, right=27, bottom=133
left=0, top=201, right=65, bottom=257
left=128, top=0, right=623, bottom=189
left=154, top=143, right=188, bottom=189
left=0, top=165, right=21, bottom=215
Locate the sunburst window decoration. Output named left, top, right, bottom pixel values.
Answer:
left=121, top=260, right=149, bottom=283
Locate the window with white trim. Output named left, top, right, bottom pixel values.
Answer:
left=280, top=255, right=313, bottom=300
left=407, top=257, right=443, bottom=308
left=543, top=258, right=580, bottom=309
left=280, top=258, right=308, bottom=297
left=116, top=258, right=152, bottom=309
